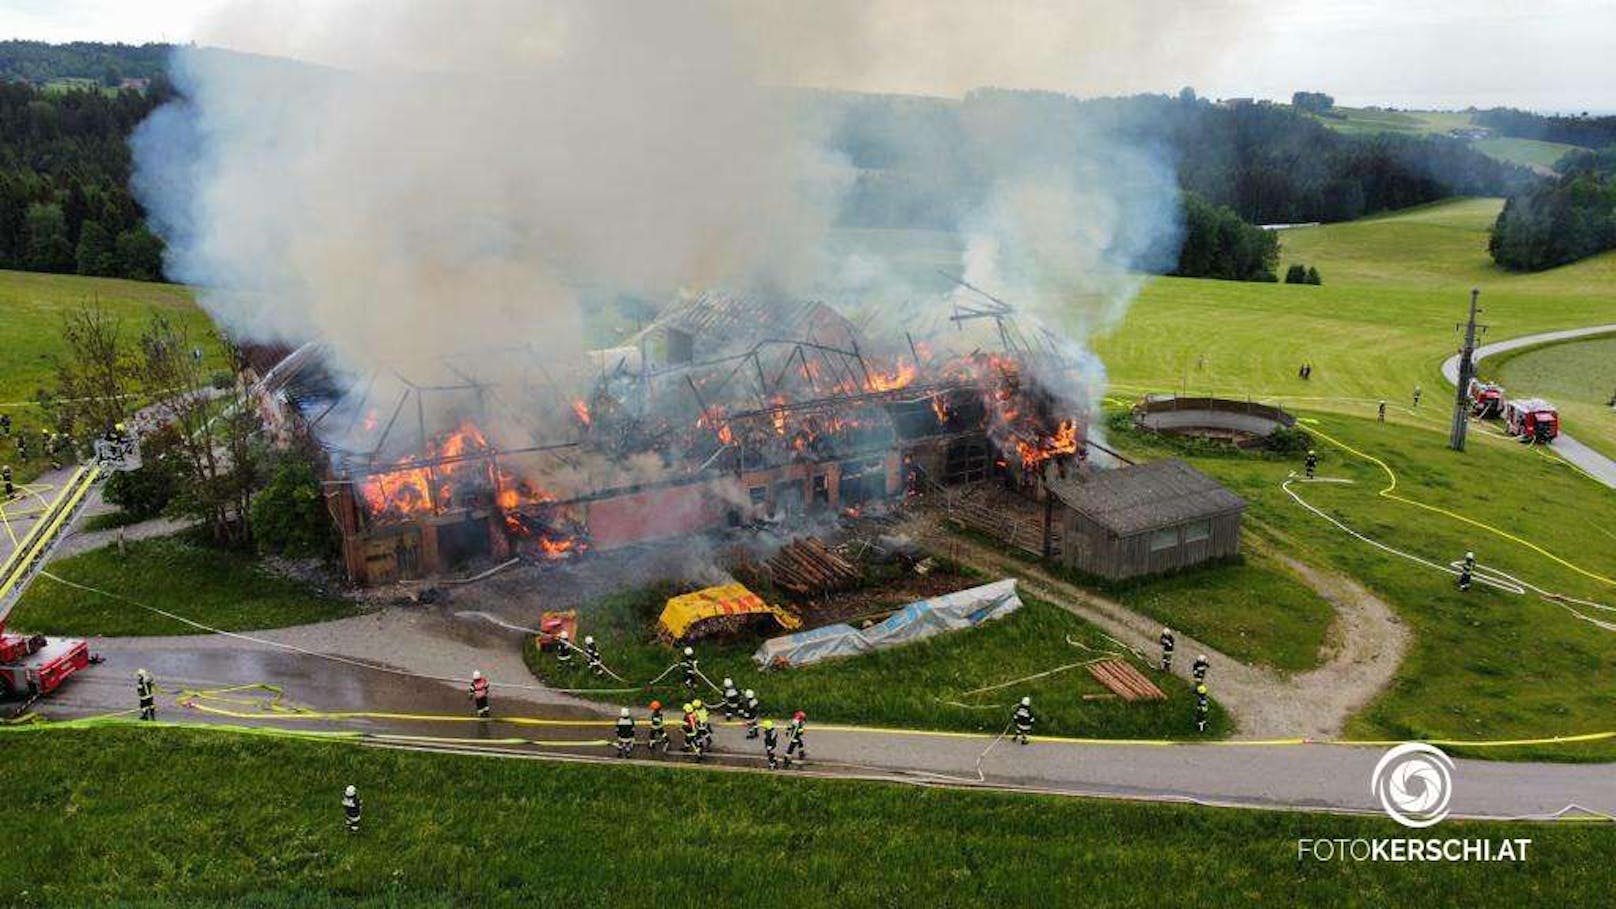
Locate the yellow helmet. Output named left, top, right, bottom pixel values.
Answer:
left=761, top=719, right=774, bottom=730
left=1196, top=684, right=1208, bottom=695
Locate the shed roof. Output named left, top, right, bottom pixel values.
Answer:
left=1046, top=459, right=1244, bottom=536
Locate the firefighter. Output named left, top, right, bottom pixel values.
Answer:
left=1012, top=696, right=1036, bottom=745
left=762, top=718, right=780, bottom=769
left=721, top=677, right=741, bottom=720
left=0, top=413, right=9, bottom=436
left=680, top=702, right=699, bottom=754
left=694, top=700, right=714, bottom=753
left=1159, top=627, right=1175, bottom=673
left=784, top=710, right=808, bottom=766
left=1195, top=685, right=1210, bottom=733
left=1464, top=551, right=1476, bottom=572
left=680, top=646, right=699, bottom=692
left=468, top=670, right=490, bottom=718
left=1192, top=653, right=1210, bottom=684
left=583, top=635, right=603, bottom=676
left=647, top=700, right=669, bottom=753
left=15, top=434, right=26, bottom=461
left=1304, top=449, right=1318, bottom=479
left=1458, top=550, right=1476, bottom=592
left=1413, top=386, right=1422, bottom=409
left=342, top=785, right=362, bottom=833
left=741, top=688, right=760, bottom=739
left=555, top=630, right=572, bottom=665
left=136, top=668, right=156, bottom=720
left=3, top=464, right=12, bottom=499
left=1378, top=400, right=1387, bottom=423
left=614, top=707, right=636, bottom=758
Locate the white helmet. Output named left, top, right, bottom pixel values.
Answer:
left=1020, top=696, right=1031, bottom=706
left=723, top=677, right=734, bottom=688
left=1162, top=627, right=1171, bottom=636
left=1466, top=551, right=1475, bottom=560
left=1198, top=654, right=1207, bottom=662
left=471, top=670, right=482, bottom=680
left=137, top=668, right=149, bottom=679
left=744, top=689, right=755, bottom=699
left=584, top=635, right=594, bottom=645
left=683, top=646, right=693, bottom=657
left=620, top=706, right=630, bottom=717
left=344, top=785, right=356, bottom=797
left=558, top=630, right=569, bottom=640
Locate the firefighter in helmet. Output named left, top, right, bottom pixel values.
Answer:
left=136, top=668, right=156, bottom=721
left=614, top=707, right=636, bottom=757
left=1159, top=627, right=1175, bottom=672
left=1304, top=449, right=1318, bottom=479
left=1012, top=696, right=1036, bottom=745
left=468, top=669, right=490, bottom=718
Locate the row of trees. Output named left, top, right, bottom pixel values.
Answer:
left=1489, top=148, right=1616, bottom=271
left=0, top=80, right=169, bottom=281
left=1472, top=108, right=1616, bottom=151
left=47, top=303, right=333, bottom=556
left=0, top=40, right=169, bottom=86
left=827, top=89, right=1540, bottom=235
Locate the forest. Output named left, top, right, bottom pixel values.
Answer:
left=1489, top=146, right=1616, bottom=271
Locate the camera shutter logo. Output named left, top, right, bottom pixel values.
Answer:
left=1371, top=742, right=1455, bottom=828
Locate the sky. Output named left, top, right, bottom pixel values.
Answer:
left=2, top=0, right=1611, bottom=112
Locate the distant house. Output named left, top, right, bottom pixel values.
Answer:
left=1046, top=459, right=1244, bottom=581
left=119, top=77, right=151, bottom=92
left=1448, top=127, right=1491, bottom=140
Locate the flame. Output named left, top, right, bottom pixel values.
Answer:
left=359, top=421, right=492, bottom=522
left=866, top=357, right=918, bottom=392
left=931, top=394, right=950, bottom=425
left=571, top=399, right=592, bottom=427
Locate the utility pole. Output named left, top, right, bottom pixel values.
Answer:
left=1449, top=288, right=1486, bottom=452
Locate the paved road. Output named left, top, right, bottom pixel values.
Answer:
left=29, top=619, right=1615, bottom=823
left=1441, top=323, right=1616, bottom=489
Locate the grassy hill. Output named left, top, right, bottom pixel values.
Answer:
left=1306, top=107, right=1583, bottom=172
left=0, top=269, right=211, bottom=475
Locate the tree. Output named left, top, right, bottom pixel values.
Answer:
left=115, top=225, right=164, bottom=280
left=1284, top=263, right=1308, bottom=284
left=251, top=449, right=337, bottom=559
left=103, top=421, right=183, bottom=519
left=1292, top=91, right=1335, bottom=114
left=75, top=220, right=117, bottom=276
left=1305, top=266, right=1321, bottom=285
left=1173, top=192, right=1280, bottom=282
left=24, top=202, right=73, bottom=272
left=138, top=313, right=263, bottom=545
left=49, top=301, right=132, bottom=439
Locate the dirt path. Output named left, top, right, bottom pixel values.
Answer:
left=918, top=523, right=1407, bottom=740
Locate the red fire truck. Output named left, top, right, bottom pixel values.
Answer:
left=1, top=434, right=139, bottom=705
left=1468, top=378, right=1505, bottom=418
left=1503, top=397, right=1560, bottom=443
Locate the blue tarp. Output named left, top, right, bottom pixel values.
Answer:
left=752, top=579, right=1022, bottom=668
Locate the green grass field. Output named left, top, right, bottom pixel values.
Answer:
left=525, top=585, right=1231, bottom=741
left=1490, top=335, right=1616, bottom=462
left=7, top=535, right=363, bottom=636
left=1304, top=107, right=1582, bottom=171
left=0, top=269, right=214, bottom=479
left=1, top=726, right=1604, bottom=907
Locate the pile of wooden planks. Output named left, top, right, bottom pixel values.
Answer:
left=766, top=537, right=862, bottom=598
left=1087, top=659, right=1166, bottom=702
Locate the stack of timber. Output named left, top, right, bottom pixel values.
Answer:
left=766, top=537, right=862, bottom=598
left=1087, top=659, right=1166, bottom=701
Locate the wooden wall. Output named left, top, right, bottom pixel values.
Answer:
left=1060, top=508, right=1242, bottom=580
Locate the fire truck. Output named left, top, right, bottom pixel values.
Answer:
left=1468, top=378, right=1505, bottom=418
left=0, top=433, right=139, bottom=705
left=1503, top=397, right=1560, bottom=443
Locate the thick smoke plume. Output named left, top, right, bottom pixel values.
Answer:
left=134, top=0, right=1185, bottom=450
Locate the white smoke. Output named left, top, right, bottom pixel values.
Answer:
left=133, top=1, right=1189, bottom=456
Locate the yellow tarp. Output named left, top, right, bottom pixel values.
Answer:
left=657, top=583, right=801, bottom=640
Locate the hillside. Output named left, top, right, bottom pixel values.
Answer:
left=1307, top=106, right=1583, bottom=173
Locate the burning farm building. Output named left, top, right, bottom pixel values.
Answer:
left=254, top=290, right=1092, bottom=585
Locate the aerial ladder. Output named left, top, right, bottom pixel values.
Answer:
left=0, top=432, right=139, bottom=703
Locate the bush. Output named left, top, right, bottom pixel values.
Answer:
left=1284, top=263, right=1308, bottom=284
left=1262, top=425, right=1314, bottom=456
left=250, top=453, right=336, bottom=559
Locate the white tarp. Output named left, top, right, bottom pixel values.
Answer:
left=752, top=578, right=1022, bottom=668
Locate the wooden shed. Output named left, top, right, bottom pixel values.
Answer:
left=1046, top=459, right=1244, bottom=581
